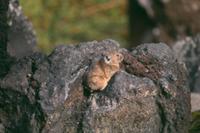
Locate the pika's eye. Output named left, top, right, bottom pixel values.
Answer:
left=104, top=55, right=111, bottom=63
left=105, top=56, right=111, bottom=61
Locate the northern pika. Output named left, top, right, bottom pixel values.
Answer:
left=87, top=51, right=124, bottom=91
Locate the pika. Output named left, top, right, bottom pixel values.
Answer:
left=87, top=51, right=124, bottom=91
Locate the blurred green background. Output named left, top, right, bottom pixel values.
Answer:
left=20, top=0, right=128, bottom=53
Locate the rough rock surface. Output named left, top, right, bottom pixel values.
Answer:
left=173, top=34, right=200, bottom=92
left=7, top=0, right=37, bottom=58
left=0, top=40, right=190, bottom=133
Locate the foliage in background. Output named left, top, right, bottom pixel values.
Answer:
left=20, top=0, right=128, bottom=53
left=190, top=111, right=200, bottom=133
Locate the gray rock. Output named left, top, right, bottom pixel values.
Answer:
left=191, top=93, right=200, bottom=112
left=7, top=0, right=37, bottom=58
left=0, top=40, right=190, bottom=132
left=173, top=35, right=200, bottom=92
left=82, top=72, right=160, bottom=133
left=173, top=35, right=200, bottom=111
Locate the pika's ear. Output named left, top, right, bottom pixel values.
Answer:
left=117, top=53, right=124, bottom=62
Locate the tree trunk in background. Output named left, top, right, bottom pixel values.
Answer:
left=0, top=0, right=10, bottom=77
left=128, top=0, right=137, bottom=46
left=128, top=0, right=155, bottom=48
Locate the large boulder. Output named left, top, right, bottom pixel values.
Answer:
left=173, top=35, right=200, bottom=112
left=0, top=40, right=190, bottom=133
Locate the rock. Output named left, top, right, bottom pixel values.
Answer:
left=0, top=40, right=190, bottom=132
left=0, top=52, right=46, bottom=132
left=173, top=35, right=200, bottom=92
left=191, top=93, right=200, bottom=112
left=7, top=0, right=37, bottom=59
left=172, top=34, right=200, bottom=111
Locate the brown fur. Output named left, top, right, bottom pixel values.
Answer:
left=87, top=51, right=123, bottom=91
